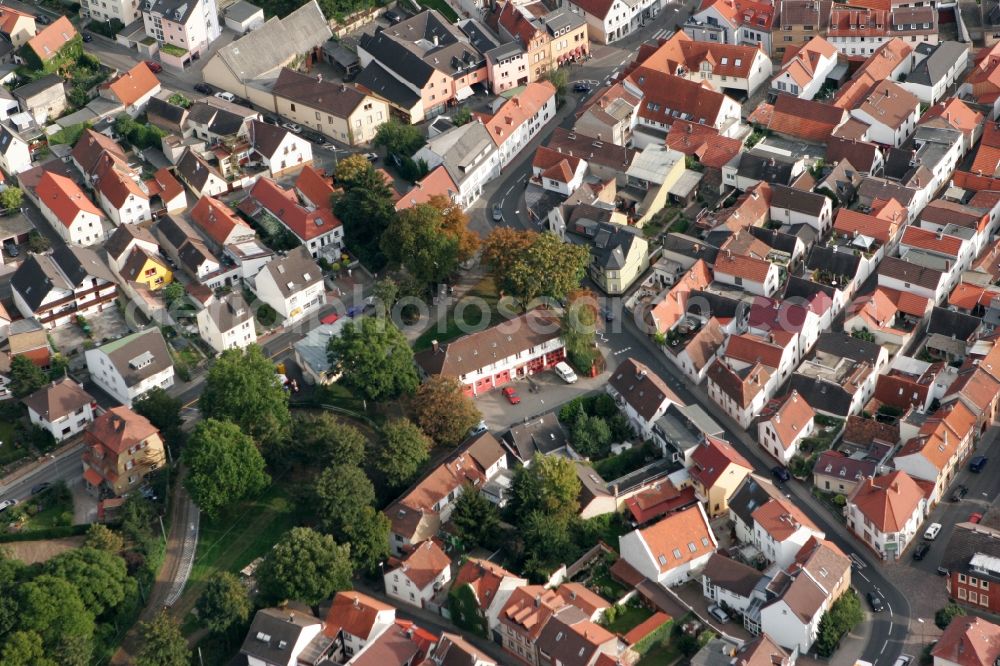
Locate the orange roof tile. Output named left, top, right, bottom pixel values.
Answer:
left=766, top=390, right=816, bottom=450
left=247, top=177, right=341, bottom=242
left=833, top=207, right=899, bottom=245
left=0, top=6, right=33, bottom=35
left=36, top=170, right=102, bottom=227
left=94, top=154, right=147, bottom=208
left=105, top=62, right=160, bottom=107
left=920, top=98, right=984, bottom=140
left=715, top=251, right=774, bottom=283
left=27, top=16, right=76, bottom=62
left=949, top=282, right=1000, bottom=311
left=648, top=259, right=713, bottom=333
left=752, top=497, right=820, bottom=541
left=769, top=95, right=846, bottom=143
left=931, top=617, right=1000, bottom=666
left=480, top=82, right=556, bottom=147
left=901, top=226, right=964, bottom=258
left=144, top=167, right=184, bottom=204
left=636, top=504, right=716, bottom=573
left=86, top=406, right=159, bottom=455
left=725, top=333, right=786, bottom=370
left=395, top=165, right=457, bottom=212
left=453, top=558, right=522, bottom=612
left=707, top=359, right=770, bottom=409
left=295, top=165, right=336, bottom=209
left=394, top=539, right=450, bottom=589
left=848, top=470, right=923, bottom=532
left=190, top=195, right=251, bottom=246
left=323, top=591, right=394, bottom=639
left=689, top=435, right=753, bottom=489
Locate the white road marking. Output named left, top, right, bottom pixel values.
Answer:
left=880, top=641, right=888, bottom=655
left=858, top=571, right=870, bottom=583
left=500, top=198, right=505, bottom=207
left=886, top=602, right=893, bottom=617
left=505, top=184, right=515, bottom=196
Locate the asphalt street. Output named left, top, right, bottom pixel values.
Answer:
left=0, top=442, right=86, bottom=505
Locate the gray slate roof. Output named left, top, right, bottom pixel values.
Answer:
left=13, top=74, right=64, bottom=102
left=591, top=222, right=644, bottom=270
left=97, top=328, right=172, bottom=388
left=355, top=60, right=421, bottom=109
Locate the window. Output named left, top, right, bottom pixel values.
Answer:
left=959, top=574, right=967, bottom=583
left=290, top=103, right=296, bottom=111
left=982, top=595, right=989, bottom=606
left=672, top=548, right=682, bottom=559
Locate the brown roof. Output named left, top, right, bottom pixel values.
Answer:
left=725, top=333, right=786, bottom=370
left=608, top=358, right=679, bottom=421
left=848, top=470, right=923, bottom=532
left=414, top=309, right=562, bottom=380
left=843, top=414, right=898, bottom=446
left=715, top=251, right=774, bottom=283
left=878, top=256, right=943, bottom=290
left=452, top=558, right=523, bottom=612
left=72, top=128, right=126, bottom=176
left=707, top=358, right=770, bottom=409
left=394, top=539, right=451, bottom=589
left=22, top=377, right=93, bottom=422
left=702, top=552, right=763, bottom=596
left=272, top=67, right=373, bottom=119
left=856, top=80, right=918, bottom=130
left=768, top=95, right=847, bottom=143
left=86, top=406, right=159, bottom=455
left=120, top=247, right=168, bottom=284
left=734, top=634, right=792, bottom=666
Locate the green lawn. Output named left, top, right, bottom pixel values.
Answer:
left=592, top=444, right=655, bottom=481
left=639, top=640, right=682, bottom=665
left=604, top=604, right=654, bottom=634
left=0, top=420, right=27, bottom=467
left=419, top=0, right=458, bottom=21
left=413, top=277, right=506, bottom=352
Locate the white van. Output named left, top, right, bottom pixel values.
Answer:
left=554, top=361, right=578, bottom=384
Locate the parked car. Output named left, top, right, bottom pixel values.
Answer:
left=281, top=122, right=302, bottom=133
left=363, top=151, right=379, bottom=162
left=194, top=82, right=213, bottom=94
left=554, top=361, right=578, bottom=384
left=924, top=522, right=942, bottom=540
left=573, top=82, right=592, bottom=93
left=35, top=14, right=50, bottom=24
left=867, top=592, right=884, bottom=613
left=29, top=482, right=51, bottom=496
left=937, top=566, right=950, bottom=576
left=82, top=32, right=92, bottom=42
left=385, top=9, right=404, bottom=23
left=262, top=115, right=279, bottom=125
left=707, top=604, right=730, bottom=623
left=951, top=485, right=969, bottom=502
left=469, top=420, right=488, bottom=437
left=771, top=466, right=791, bottom=483
left=492, top=203, right=503, bottom=221
left=214, top=91, right=236, bottom=103
left=0, top=499, right=16, bottom=513
left=144, top=60, right=162, bottom=73
left=3, top=240, right=18, bottom=257
left=601, top=307, right=614, bottom=321
left=970, top=455, right=988, bottom=472
left=969, top=512, right=984, bottom=524
left=913, top=542, right=930, bottom=561
left=893, top=655, right=914, bottom=666
left=502, top=387, right=521, bottom=405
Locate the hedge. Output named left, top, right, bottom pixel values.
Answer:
left=632, top=617, right=674, bottom=655
left=0, top=524, right=89, bottom=542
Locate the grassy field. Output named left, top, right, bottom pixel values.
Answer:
left=604, top=604, right=654, bottom=634
left=638, top=639, right=682, bottom=665
left=413, top=277, right=505, bottom=352
left=179, top=477, right=308, bottom=617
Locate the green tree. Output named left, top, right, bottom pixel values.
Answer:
left=136, top=612, right=190, bottom=666
left=372, top=277, right=399, bottom=312
left=0, top=186, right=23, bottom=211
left=411, top=376, right=482, bottom=447
left=571, top=413, right=612, bottom=459
left=449, top=583, right=488, bottom=637
left=373, top=119, right=426, bottom=157
left=162, top=282, right=185, bottom=308
left=45, top=547, right=129, bottom=617
left=382, top=202, right=461, bottom=287
left=315, top=464, right=375, bottom=539
left=562, top=289, right=599, bottom=372
left=342, top=505, right=390, bottom=574
left=9, top=355, right=48, bottom=399
left=333, top=155, right=396, bottom=269
left=375, top=418, right=430, bottom=488
left=196, top=572, right=252, bottom=636
left=83, top=524, right=124, bottom=553
left=1, top=631, right=57, bottom=666
left=326, top=317, right=419, bottom=401
left=452, top=106, right=472, bottom=126
left=290, top=413, right=366, bottom=468
left=256, top=527, right=352, bottom=606
left=17, top=574, right=94, bottom=666
left=482, top=229, right=589, bottom=305
left=28, top=230, right=50, bottom=253
left=450, top=483, right=500, bottom=548
left=815, top=590, right=864, bottom=657
left=540, top=70, right=567, bottom=97
left=511, top=453, right=581, bottom=523
left=167, top=92, right=191, bottom=108
left=133, top=386, right=183, bottom=448
left=184, top=419, right=270, bottom=518
left=521, top=509, right=575, bottom=579
left=935, top=603, right=966, bottom=629
left=199, top=344, right=291, bottom=447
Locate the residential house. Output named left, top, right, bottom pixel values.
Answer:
left=486, top=41, right=529, bottom=94
left=248, top=120, right=312, bottom=177
left=565, top=0, right=665, bottom=44
left=152, top=215, right=237, bottom=289
left=83, top=0, right=141, bottom=28
left=23, top=377, right=97, bottom=442
left=242, top=177, right=343, bottom=259
left=145, top=167, right=187, bottom=215
left=84, top=328, right=174, bottom=407
left=878, top=256, right=948, bottom=304
left=141, top=0, right=221, bottom=67
left=623, top=67, right=742, bottom=140
left=893, top=401, right=977, bottom=503
left=11, top=246, right=118, bottom=329
left=239, top=607, right=325, bottom=666
left=13, top=74, right=66, bottom=126
left=619, top=503, right=718, bottom=587
left=427, top=633, right=497, bottom=666
left=770, top=184, right=833, bottom=235
left=688, top=435, right=754, bottom=517
left=494, top=3, right=589, bottom=83
left=931, top=617, right=1000, bottom=666
left=99, top=62, right=161, bottom=115
left=196, top=293, right=256, bottom=354
left=0, top=7, right=35, bottom=48
left=413, top=309, right=564, bottom=397
left=589, top=223, right=648, bottom=295
left=118, top=244, right=172, bottom=293
left=758, top=538, right=851, bottom=653
left=812, top=449, right=878, bottom=496
left=643, top=32, right=772, bottom=95
left=413, top=122, right=500, bottom=209
left=250, top=245, right=324, bottom=325
left=622, top=144, right=686, bottom=225
left=190, top=195, right=255, bottom=248
left=771, top=36, right=839, bottom=100
left=940, top=524, right=1000, bottom=616
left=607, top=358, right=680, bottom=441
left=175, top=149, right=228, bottom=199
left=270, top=68, right=388, bottom=146
left=348, top=620, right=436, bottom=665
left=713, top=251, right=783, bottom=297
left=898, top=226, right=974, bottom=295
left=385, top=433, right=507, bottom=554
left=531, top=146, right=587, bottom=195
left=701, top=553, right=767, bottom=623
left=450, top=558, right=527, bottom=640
left=765, top=93, right=848, bottom=145
left=900, top=42, right=970, bottom=105
left=748, top=296, right=824, bottom=363
left=385, top=539, right=452, bottom=609
left=849, top=80, right=920, bottom=148
left=23, top=17, right=76, bottom=66
left=479, top=82, right=556, bottom=168
left=355, top=10, right=487, bottom=123
left=93, top=154, right=151, bottom=226
left=749, top=497, right=825, bottom=569
left=826, top=5, right=937, bottom=57
left=846, top=470, right=926, bottom=560
left=843, top=287, right=925, bottom=351
left=322, top=591, right=395, bottom=663
left=757, top=391, right=816, bottom=465
left=684, top=0, right=777, bottom=57
left=0, top=124, right=30, bottom=176
left=81, top=406, right=167, bottom=496
left=789, top=332, right=888, bottom=418
left=920, top=98, right=984, bottom=154
left=706, top=358, right=771, bottom=429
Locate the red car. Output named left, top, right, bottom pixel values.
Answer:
left=969, top=512, right=984, bottom=524
left=144, top=60, right=163, bottom=73
left=502, top=387, right=520, bottom=405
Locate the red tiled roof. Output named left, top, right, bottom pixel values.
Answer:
left=715, top=251, right=773, bottom=283
left=635, top=504, right=716, bottom=573
left=395, top=165, right=458, bottom=212
left=36, top=170, right=102, bottom=227
left=86, top=406, right=159, bottom=455
left=295, top=165, right=335, bottom=209
left=144, top=168, right=184, bottom=205
left=0, top=6, right=33, bottom=35
left=393, top=539, right=450, bottom=589
left=324, top=591, right=394, bottom=639
left=725, top=333, right=786, bottom=370
left=901, top=225, right=964, bottom=258
left=766, top=390, right=816, bottom=450
left=190, top=195, right=251, bottom=246
left=27, top=16, right=76, bottom=62
left=848, top=470, right=923, bottom=533
left=833, top=207, right=899, bottom=245
left=689, top=435, right=753, bottom=489
left=666, top=119, right=743, bottom=169
left=769, top=95, right=846, bottom=143
left=626, top=67, right=727, bottom=129
left=247, top=177, right=341, bottom=242
left=453, top=558, right=522, bottom=611
left=931, top=617, right=1000, bottom=666
left=479, top=82, right=556, bottom=147
left=625, top=480, right=698, bottom=524
left=104, top=62, right=159, bottom=106
left=95, top=155, right=147, bottom=208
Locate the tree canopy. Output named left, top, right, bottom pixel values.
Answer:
left=375, top=418, right=430, bottom=489
left=561, top=289, right=600, bottom=372
left=481, top=229, right=589, bottom=305
left=333, top=156, right=396, bottom=270
left=411, top=376, right=482, bottom=447
left=199, top=344, right=291, bottom=447
left=373, top=120, right=426, bottom=157
left=510, top=453, right=581, bottom=523
left=136, top=612, right=190, bottom=666
left=450, top=483, right=501, bottom=549
left=133, top=387, right=183, bottom=448
left=9, top=356, right=48, bottom=399
left=44, top=547, right=130, bottom=618
left=289, top=413, right=367, bottom=468
left=17, top=574, right=95, bottom=666
left=382, top=202, right=462, bottom=288
left=327, top=317, right=419, bottom=401
left=256, top=527, right=352, bottom=606
left=184, top=419, right=270, bottom=518
left=82, top=524, right=124, bottom=553
left=196, top=572, right=252, bottom=636
left=342, top=505, right=390, bottom=574
left=314, top=464, right=376, bottom=539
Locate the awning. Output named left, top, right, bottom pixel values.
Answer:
left=455, top=86, right=474, bottom=101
